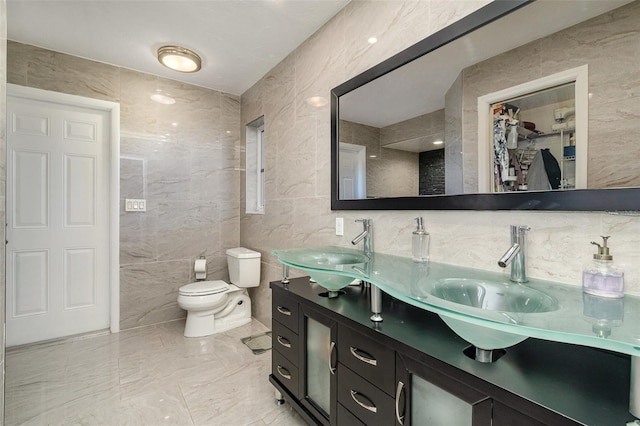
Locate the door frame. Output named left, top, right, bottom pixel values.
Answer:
left=477, top=65, right=589, bottom=193
left=7, top=84, right=121, bottom=334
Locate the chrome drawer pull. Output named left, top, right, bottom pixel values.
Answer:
left=276, top=305, right=291, bottom=316
left=276, top=335, right=291, bottom=348
left=276, top=365, right=292, bottom=380
left=350, top=390, right=377, bottom=413
left=329, top=341, right=337, bottom=375
left=350, top=346, right=377, bottom=366
left=396, top=381, right=405, bottom=425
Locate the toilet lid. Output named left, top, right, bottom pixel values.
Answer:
left=179, top=280, right=229, bottom=296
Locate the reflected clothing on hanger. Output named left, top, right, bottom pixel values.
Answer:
left=526, top=150, right=552, bottom=191
left=540, top=148, right=561, bottom=189
left=526, top=149, right=561, bottom=190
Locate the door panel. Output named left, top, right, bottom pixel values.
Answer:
left=64, top=154, right=96, bottom=226
left=13, top=150, right=49, bottom=228
left=12, top=250, right=49, bottom=317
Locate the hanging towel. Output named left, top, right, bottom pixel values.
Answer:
left=540, top=149, right=561, bottom=189
left=526, top=150, right=552, bottom=191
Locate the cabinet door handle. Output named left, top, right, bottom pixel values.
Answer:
left=350, top=346, right=377, bottom=366
left=396, top=381, right=405, bottom=425
left=276, top=335, right=291, bottom=348
left=329, top=341, right=337, bottom=375
left=276, top=365, right=292, bottom=380
left=350, top=390, right=377, bottom=413
left=276, top=305, right=291, bottom=316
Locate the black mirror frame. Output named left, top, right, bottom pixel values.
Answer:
left=331, top=0, right=640, bottom=211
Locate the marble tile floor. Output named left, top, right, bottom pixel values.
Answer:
left=5, top=319, right=307, bottom=426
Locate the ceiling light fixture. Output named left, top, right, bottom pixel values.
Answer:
left=433, top=140, right=444, bottom=145
left=157, top=45, right=202, bottom=73
left=368, top=36, right=378, bottom=44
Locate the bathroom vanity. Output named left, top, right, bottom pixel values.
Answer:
left=270, top=277, right=632, bottom=425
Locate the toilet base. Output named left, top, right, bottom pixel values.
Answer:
left=183, top=293, right=252, bottom=338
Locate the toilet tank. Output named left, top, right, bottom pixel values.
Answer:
left=226, top=248, right=261, bottom=288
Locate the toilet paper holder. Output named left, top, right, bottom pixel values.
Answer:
left=195, top=256, right=207, bottom=280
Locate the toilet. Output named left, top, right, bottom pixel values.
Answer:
left=177, top=247, right=261, bottom=337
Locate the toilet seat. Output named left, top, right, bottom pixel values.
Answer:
left=179, top=280, right=229, bottom=296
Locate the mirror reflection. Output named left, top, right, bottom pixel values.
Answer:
left=337, top=0, right=639, bottom=200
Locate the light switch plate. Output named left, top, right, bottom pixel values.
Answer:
left=125, top=198, right=147, bottom=212
left=335, top=217, right=344, bottom=236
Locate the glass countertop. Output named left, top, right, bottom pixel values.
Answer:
left=273, top=246, right=640, bottom=356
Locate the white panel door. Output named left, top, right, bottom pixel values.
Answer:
left=6, top=95, right=110, bottom=346
left=338, top=143, right=366, bottom=199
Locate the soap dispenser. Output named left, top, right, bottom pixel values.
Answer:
left=412, top=217, right=430, bottom=263
left=582, top=236, right=625, bottom=298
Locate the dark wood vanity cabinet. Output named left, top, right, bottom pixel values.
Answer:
left=271, top=290, right=301, bottom=400
left=271, top=287, right=337, bottom=425
left=298, top=304, right=338, bottom=425
left=395, top=352, right=492, bottom=425
left=395, top=353, right=560, bottom=426
left=270, top=279, right=630, bottom=426
left=337, top=325, right=396, bottom=425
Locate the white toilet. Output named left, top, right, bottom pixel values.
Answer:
left=177, top=248, right=261, bottom=337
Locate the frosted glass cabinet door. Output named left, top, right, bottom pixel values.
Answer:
left=412, top=375, right=472, bottom=425
left=301, top=305, right=337, bottom=425
left=396, top=353, right=492, bottom=425
left=307, top=317, right=331, bottom=414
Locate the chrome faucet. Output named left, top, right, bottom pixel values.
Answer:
left=498, top=225, right=530, bottom=283
left=352, top=219, right=373, bottom=255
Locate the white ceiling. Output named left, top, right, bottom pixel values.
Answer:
left=7, top=0, right=350, bottom=95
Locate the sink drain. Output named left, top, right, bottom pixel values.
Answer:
left=319, top=290, right=346, bottom=298
left=463, top=346, right=506, bottom=363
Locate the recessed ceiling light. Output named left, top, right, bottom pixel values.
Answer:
left=157, top=45, right=202, bottom=73
left=368, top=37, right=378, bottom=44
left=306, top=96, right=328, bottom=107
left=433, top=140, right=444, bottom=145
left=150, top=93, right=176, bottom=105
left=369, top=155, right=377, bottom=158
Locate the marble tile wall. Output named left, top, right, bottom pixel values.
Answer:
left=0, top=0, right=6, bottom=418
left=339, top=119, right=418, bottom=198
left=380, top=109, right=444, bottom=147
left=7, top=41, right=241, bottom=330
left=461, top=0, right=640, bottom=191
left=241, top=0, right=640, bottom=327
left=445, top=71, right=464, bottom=194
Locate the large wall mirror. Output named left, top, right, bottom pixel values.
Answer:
left=331, top=0, right=640, bottom=210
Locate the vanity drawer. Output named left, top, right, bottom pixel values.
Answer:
left=272, top=319, right=299, bottom=365
left=338, top=364, right=395, bottom=426
left=272, top=290, right=299, bottom=333
left=337, top=403, right=367, bottom=426
left=338, top=324, right=395, bottom=396
left=272, top=348, right=300, bottom=399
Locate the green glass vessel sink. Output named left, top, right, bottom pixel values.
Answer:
left=432, top=278, right=559, bottom=314
left=291, top=251, right=368, bottom=266
left=273, top=246, right=640, bottom=356
left=274, top=247, right=368, bottom=292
